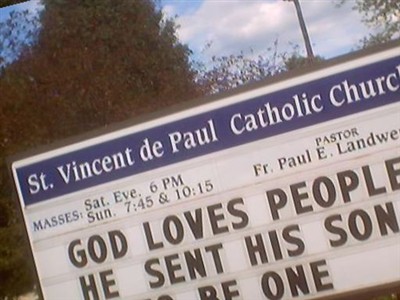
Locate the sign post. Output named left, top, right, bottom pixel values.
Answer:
left=10, top=43, right=400, bottom=299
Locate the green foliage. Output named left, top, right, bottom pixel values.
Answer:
left=19, top=0, right=200, bottom=132
left=0, top=222, right=37, bottom=297
left=0, top=0, right=201, bottom=297
left=196, top=40, right=286, bottom=94
left=339, top=0, right=400, bottom=47
left=0, top=148, right=37, bottom=298
left=195, top=40, right=326, bottom=95
left=356, top=0, right=399, bottom=47
left=284, top=53, right=324, bottom=71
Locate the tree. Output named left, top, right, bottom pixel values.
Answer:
left=283, top=45, right=324, bottom=71
left=0, top=5, right=42, bottom=298
left=196, top=40, right=287, bottom=94
left=6, top=0, right=201, bottom=135
left=0, top=0, right=201, bottom=297
left=195, top=40, right=325, bottom=95
left=340, top=0, right=399, bottom=47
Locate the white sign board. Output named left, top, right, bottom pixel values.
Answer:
left=10, top=45, right=400, bottom=300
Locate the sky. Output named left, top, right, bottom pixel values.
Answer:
left=0, top=0, right=43, bottom=66
left=161, top=0, right=374, bottom=63
left=0, top=0, right=39, bottom=14
left=0, top=0, right=42, bottom=19
left=0, top=0, right=375, bottom=67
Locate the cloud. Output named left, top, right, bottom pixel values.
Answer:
left=163, top=0, right=372, bottom=63
left=299, top=1, right=371, bottom=57
left=177, top=1, right=291, bottom=56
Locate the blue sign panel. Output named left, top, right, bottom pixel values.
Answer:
left=14, top=55, right=400, bottom=206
